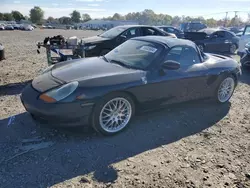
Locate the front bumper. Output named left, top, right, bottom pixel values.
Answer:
left=20, top=84, right=94, bottom=127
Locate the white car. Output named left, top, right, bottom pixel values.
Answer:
left=238, top=25, right=250, bottom=56
left=0, top=25, right=4, bottom=30
left=24, top=25, right=34, bottom=31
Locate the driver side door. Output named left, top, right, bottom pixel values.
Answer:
left=147, top=45, right=209, bottom=105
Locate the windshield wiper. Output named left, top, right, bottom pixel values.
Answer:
left=110, top=59, right=136, bottom=69
left=102, top=55, right=110, bottom=62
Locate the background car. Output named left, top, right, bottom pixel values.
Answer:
left=0, top=25, right=5, bottom=30
left=21, top=36, right=241, bottom=136
left=31, top=24, right=37, bottom=28
left=157, top=25, right=184, bottom=38
left=12, top=24, right=20, bottom=30
left=187, top=28, right=240, bottom=54
left=240, top=41, right=250, bottom=67
left=23, top=25, right=34, bottom=31
left=4, top=25, right=14, bottom=30
left=238, top=25, right=250, bottom=56
left=82, top=25, right=175, bottom=57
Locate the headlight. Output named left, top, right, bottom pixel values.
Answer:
left=84, top=45, right=96, bottom=50
left=39, top=81, right=78, bottom=103
left=42, top=65, right=54, bottom=74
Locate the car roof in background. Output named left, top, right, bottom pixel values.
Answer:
left=199, top=28, right=219, bottom=34
left=131, top=36, right=196, bottom=48
left=199, top=28, right=235, bottom=35
left=157, top=25, right=173, bottom=28
left=115, top=25, right=163, bottom=29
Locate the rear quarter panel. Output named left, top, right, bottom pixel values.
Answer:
left=204, top=54, right=241, bottom=88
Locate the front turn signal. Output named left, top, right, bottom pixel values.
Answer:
left=39, top=94, right=56, bottom=103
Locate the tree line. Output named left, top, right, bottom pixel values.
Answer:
left=0, top=7, right=91, bottom=25
left=105, top=9, right=250, bottom=27
left=0, top=6, right=249, bottom=27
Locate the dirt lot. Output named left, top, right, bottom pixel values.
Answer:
left=0, top=29, right=250, bottom=188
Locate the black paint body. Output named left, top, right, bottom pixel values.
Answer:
left=21, top=36, right=242, bottom=126
left=185, top=30, right=240, bottom=53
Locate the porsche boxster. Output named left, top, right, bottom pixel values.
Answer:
left=21, top=36, right=242, bottom=135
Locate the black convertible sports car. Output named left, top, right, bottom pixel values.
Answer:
left=21, top=36, right=241, bottom=136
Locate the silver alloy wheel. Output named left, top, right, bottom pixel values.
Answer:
left=217, top=77, right=235, bottom=103
left=99, top=97, right=132, bottom=133
left=198, top=44, right=204, bottom=52
left=230, top=44, right=237, bottom=54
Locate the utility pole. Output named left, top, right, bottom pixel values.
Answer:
left=224, top=12, right=228, bottom=27
left=234, top=11, right=238, bottom=17
left=234, top=11, right=238, bottom=27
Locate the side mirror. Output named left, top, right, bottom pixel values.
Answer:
left=162, top=60, right=180, bottom=70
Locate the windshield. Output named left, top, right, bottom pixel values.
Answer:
left=105, top=40, right=164, bottom=69
left=99, top=27, right=127, bottom=38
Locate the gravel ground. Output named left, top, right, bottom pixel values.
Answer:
left=0, top=29, right=250, bottom=188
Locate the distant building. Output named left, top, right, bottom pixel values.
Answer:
left=78, top=20, right=139, bottom=29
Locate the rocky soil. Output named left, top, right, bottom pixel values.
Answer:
left=0, top=29, right=249, bottom=188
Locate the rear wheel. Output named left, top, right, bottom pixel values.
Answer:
left=216, top=76, right=235, bottom=103
left=229, top=44, right=237, bottom=54
left=91, top=93, right=135, bottom=136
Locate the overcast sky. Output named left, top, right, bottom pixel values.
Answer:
left=0, top=0, right=249, bottom=20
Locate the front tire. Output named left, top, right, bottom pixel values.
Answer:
left=215, top=76, right=235, bottom=103
left=229, top=44, right=237, bottom=54
left=91, top=93, right=135, bottom=136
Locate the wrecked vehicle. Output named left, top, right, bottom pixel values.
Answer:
left=185, top=28, right=239, bottom=54
left=21, top=36, right=241, bottom=136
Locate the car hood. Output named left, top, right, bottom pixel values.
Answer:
left=51, top=57, right=146, bottom=87
left=82, top=35, right=110, bottom=44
